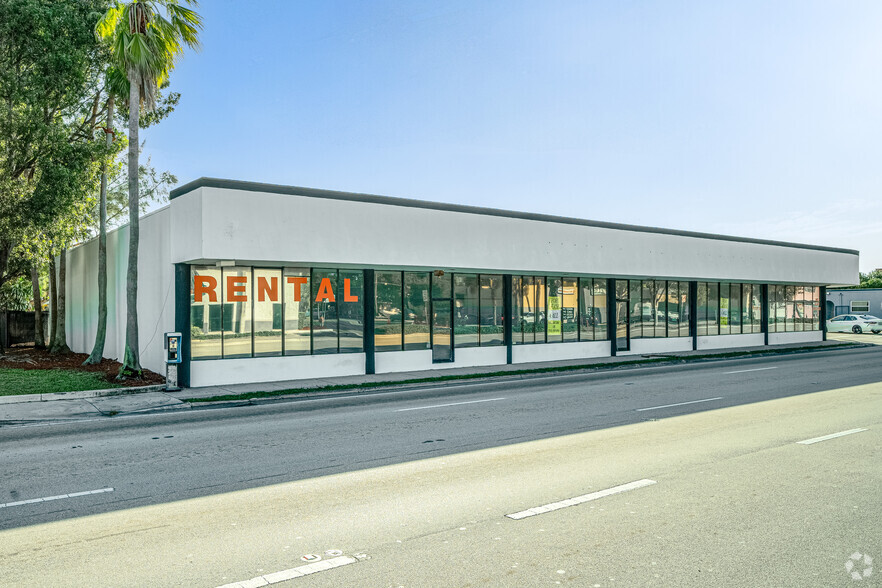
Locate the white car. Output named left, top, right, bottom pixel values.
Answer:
left=826, top=314, right=882, bottom=334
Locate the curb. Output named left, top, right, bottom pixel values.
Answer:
left=0, top=384, right=168, bottom=405
left=0, top=340, right=868, bottom=407
left=180, top=341, right=869, bottom=405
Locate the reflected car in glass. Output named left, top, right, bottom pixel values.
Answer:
left=826, top=314, right=882, bottom=334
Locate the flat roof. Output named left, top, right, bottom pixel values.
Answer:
left=170, top=177, right=859, bottom=256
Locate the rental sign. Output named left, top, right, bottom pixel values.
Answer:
left=193, top=275, right=359, bottom=303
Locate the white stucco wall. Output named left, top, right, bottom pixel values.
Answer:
left=171, top=186, right=858, bottom=285
left=65, top=207, right=173, bottom=376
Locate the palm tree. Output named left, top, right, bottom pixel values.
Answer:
left=83, top=88, right=115, bottom=365
left=96, top=1, right=201, bottom=377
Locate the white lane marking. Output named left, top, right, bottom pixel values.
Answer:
left=216, top=555, right=359, bottom=588
left=797, top=428, right=868, bottom=445
left=0, top=487, right=113, bottom=509
left=395, top=397, right=506, bottom=412
left=506, top=479, right=656, bottom=520
left=723, top=366, right=778, bottom=375
left=636, top=397, right=723, bottom=412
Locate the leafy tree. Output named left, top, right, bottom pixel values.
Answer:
left=97, top=0, right=201, bottom=377
left=842, top=270, right=882, bottom=290
left=0, top=0, right=111, bottom=352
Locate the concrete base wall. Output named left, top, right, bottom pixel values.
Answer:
left=190, top=353, right=366, bottom=387
left=620, top=337, right=693, bottom=355
left=768, top=331, right=823, bottom=345
left=512, top=341, right=610, bottom=363
left=698, top=333, right=765, bottom=350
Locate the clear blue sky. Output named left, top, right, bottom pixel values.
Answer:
left=144, top=0, right=882, bottom=272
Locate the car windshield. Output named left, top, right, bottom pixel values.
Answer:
left=860, top=315, right=880, bottom=320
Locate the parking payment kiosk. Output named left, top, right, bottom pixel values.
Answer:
left=164, top=332, right=182, bottom=391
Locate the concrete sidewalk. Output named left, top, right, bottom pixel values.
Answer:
left=0, top=339, right=859, bottom=427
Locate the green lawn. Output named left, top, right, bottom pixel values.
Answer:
left=0, top=368, right=121, bottom=396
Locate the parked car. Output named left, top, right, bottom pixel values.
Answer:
left=826, top=314, right=882, bottom=334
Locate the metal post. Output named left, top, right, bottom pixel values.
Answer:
left=689, top=281, right=698, bottom=351
left=174, top=263, right=190, bottom=388
left=503, top=274, right=512, bottom=364
left=761, top=284, right=769, bottom=346
left=364, top=269, right=375, bottom=374
left=607, top=278, right=616, bottom=356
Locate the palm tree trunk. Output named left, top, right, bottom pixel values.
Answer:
left=48, top=255, right=58, bottom=345
left=85, top=94, right=114, bottom=365
left=50, top=249, right=70, bottom=353
left=119, top=75, right=141, bottom=377
left=31, top=264, right=44, bottom=348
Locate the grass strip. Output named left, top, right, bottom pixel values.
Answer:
left=0, top=368, right=122, bottom=396
left=183, top=342, right=857, bottom=404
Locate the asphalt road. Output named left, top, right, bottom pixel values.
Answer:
left=1, top=345, right=880, bottom=533
left=0, top=345, right=879, bottom=587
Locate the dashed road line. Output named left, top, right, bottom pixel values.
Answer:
left=216, top=554, right=365, bottom=587
left=506, top=479, right=657, bottom=520
left=797, top=428, right=868, bottom=445
left=636, top=397, right=723, bottom=412
left=0, top=487, right=114, bottom=509
left=723, top=366, right=778, bottom=375
left=395, top=397, right=506, bottom=412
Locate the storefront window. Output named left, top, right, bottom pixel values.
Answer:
left=221, top=267, right=252, bottom=358
left=339, top=270, right=364, bottom=353
left=480, top=275, right=505, bottom=346
left=312, top=268, right=338, bottom=354
left=404, top=272, right=430, bottom=350
left=253, top=268, right=282, bottom=357
left=579, top=278, right=594, bottom=341
left=375, top=271, right=403, bottom=352
left=535, top=277, right=546, bottom=343
left=454, top=273, right=479, bottom=348
left=593, top=279, right=608, bottom=340
left=190, top=267, right=222, bottom=360
left=562, top=278, right=578, bottom=342
left=547, top=277, right=563, bottom=343
left=284, top=268, right=310, bottom=355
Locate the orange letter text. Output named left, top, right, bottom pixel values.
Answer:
left=194, top=276, right=217, bottom=303
left=257, top=276, right=279, bottom=302
left=226, top=276, right=248, bottom=302
left=286, top=276, right=308, bottom=301
left=315, top=277, right=336, bottom=302
left=344, top=278, right=358, bottom=302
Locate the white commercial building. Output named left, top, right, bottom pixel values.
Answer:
left=64, top=178, right=860, bottom=387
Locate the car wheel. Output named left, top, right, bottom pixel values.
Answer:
left=873, top=330, right=880, bottom=335
left=852, top=325, right=863, bottom=334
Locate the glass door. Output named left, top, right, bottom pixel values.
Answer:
left=615, top=280, right=630, bottom=351
left=431, top=273, right=454, bottom=362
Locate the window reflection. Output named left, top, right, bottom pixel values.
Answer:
left=222, top=267, right=252, bottom=358
left=190, top=267, right=222, bottom=360
left=284, top=268, right=310, bottom=355
left=480, top=275, right=505, bottom=346
left=253, top=268, right=282, bottom=357
left=339, top=270, right=364, bottom=353
left=404, top=272, right=431, bottom=350
left=454, top=274, right=479, bottom=348
left=375, top=271, right=403, bottom=352
left=312, top=268, right=338, bottom=355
